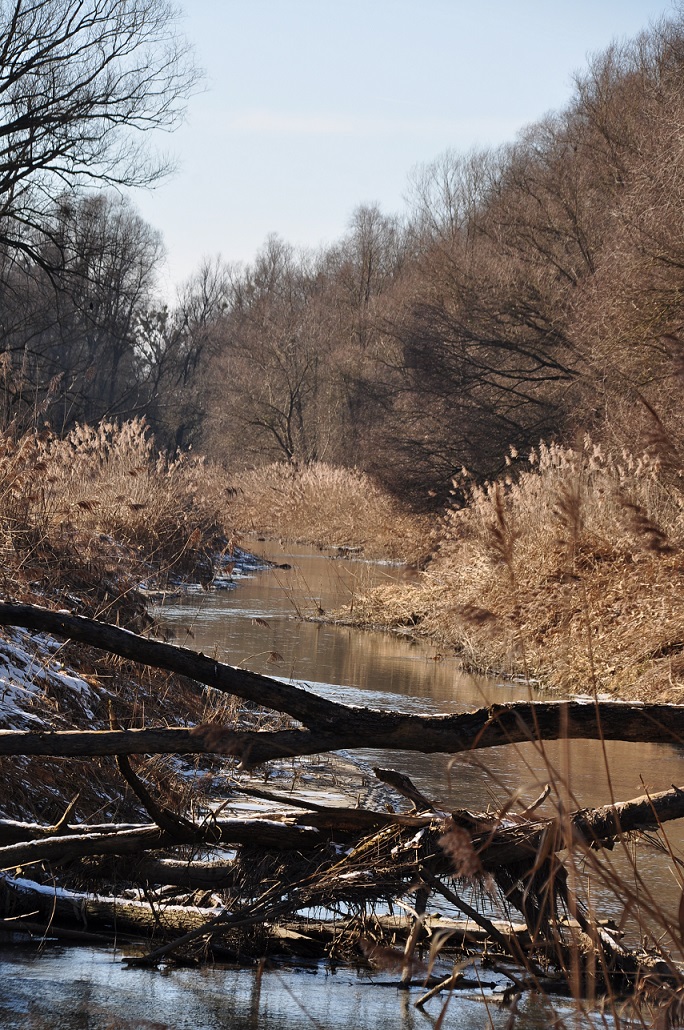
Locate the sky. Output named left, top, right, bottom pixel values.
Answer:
left=133, top=0, right=682, bottom=300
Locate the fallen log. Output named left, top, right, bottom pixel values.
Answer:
left=463, top=783, right=684, bottom=870
left=1, top=698, right=684, bottom=767
left=1, top=602, right=684, bottom=766
left=3, top=780, right=683, bottom=877
left=0, top=916, right=136, bottom=945
left=0, top=601, right=341, bottom=727
left=287, top=913, right=531, bottom=951
left=0, top=817, right=140, bottom=845
left=0, top=818, right=321, bottom=870
left=61, top=855, right=239, bottom=890
left=124, top=857, right=238, bottom=890
left=0, top=874, right=229, bottom=938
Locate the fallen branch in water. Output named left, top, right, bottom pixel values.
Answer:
left=0, top=817, right=322, bottom=869
left=2, top=600, right=684, bottom=1000
left=0, top=874, right=231, bottom=938
left=457, top=783, right=684, bottom=869
left=1, top=699, right=684, bottom=767
left=1, top=602, right=684, bottom=766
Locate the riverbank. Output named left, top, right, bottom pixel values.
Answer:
left=228, top=461, right=432, bottom=566
left=0, top=418, right=252, bottom=823
left=329, top=441, right=684, bottom=702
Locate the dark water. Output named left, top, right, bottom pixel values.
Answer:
left=0, top=943, right=572, bottom=1029
left=2, top=540, right=682, bottom=1027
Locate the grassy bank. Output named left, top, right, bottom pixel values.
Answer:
left=0, top=417, right=236, bottom=618
left=0, top=418, right=241, bottom=821
left=229, top=460, right=432, bottom=565
left=339, top=440, right=684, bottom=701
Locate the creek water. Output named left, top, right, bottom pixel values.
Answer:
left=2, top=540, right=684, bottom=1028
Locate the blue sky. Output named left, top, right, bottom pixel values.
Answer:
left=134, top=0, right=680, bottom=299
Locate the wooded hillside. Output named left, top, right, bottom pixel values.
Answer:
left=0, top=16, right=682, bottom=508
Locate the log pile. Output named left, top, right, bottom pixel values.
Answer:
left=0, top=600, right=683, bottom=1011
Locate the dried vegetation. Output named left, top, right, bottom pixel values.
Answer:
left=0, top=417, right=235, bottom=614
left=230, top=460, right=432, bottom=565
left=0, top=417, right=242, bottom=823
left=341, top=438, right=684, bottom=700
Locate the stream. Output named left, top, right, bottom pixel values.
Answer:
left=1, top=540, right=683, bottom=1028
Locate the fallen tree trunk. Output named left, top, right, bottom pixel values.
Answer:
left=0, top=818, right=145, bottom=846
left=460, top=783, right=684, bottom=869
left=4, top=600, right=684, bottom=995
left=0, top=601, right=341, bottom=726
left=63, top=856, right=239, bottom=890
left=4, top=781, right=683, bottom=883
left=0, top=875, right=229, bottom=938
left=1, top=699, right=684, bottom=767
left=128, top=858, right=238, bottom=890
left=1, top=602, right=684, bottom=766
left=0, top=818, right=321, bottom=870
left=0, top=916, right=131, bottom=945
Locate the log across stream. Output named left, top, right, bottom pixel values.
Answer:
left=1, top=541, right=684, bottom=1029
left=156, top=541, right=684, bottom=924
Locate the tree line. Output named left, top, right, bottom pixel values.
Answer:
left=2, top=3, right=684, bottom=508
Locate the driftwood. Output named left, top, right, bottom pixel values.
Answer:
left=126, top=857, right=237, bottom=890
left=0, top=875, right=230, bottom=938
left=456, top=783, right=684, bottom=869
left=0, top=776, right=681, bottom=990
left=4, top=782, right=684, bottom=873
left=0, top=817, right=322, bottom=870
left=2, top=703, right=684, bottom=766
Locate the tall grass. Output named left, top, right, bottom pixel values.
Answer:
left=343, top=438, right=684, bottom=699
left=230, top=460, right=431, bottom=565
left=0, top=417, right=242, bottom=820
left=0, top=418, right=236, bottom=612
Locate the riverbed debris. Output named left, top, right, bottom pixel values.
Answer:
left=0, top=602, right=684, bottom=1020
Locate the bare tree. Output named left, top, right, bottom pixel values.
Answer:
left=140, top=257, right=230, bottom=451
left=0, top=191, right=162, bottom=429
left=0, top=0, right=199, bottom=262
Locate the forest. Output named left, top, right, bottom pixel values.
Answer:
left=2, top=13, right=683, bottom=513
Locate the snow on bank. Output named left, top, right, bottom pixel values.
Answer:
left=0, top=628, right=98, bottom=731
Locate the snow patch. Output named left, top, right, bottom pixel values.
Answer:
left=0, top=627, right=97, bottom=729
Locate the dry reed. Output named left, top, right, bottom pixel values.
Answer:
left=0, top=418, right=242, bottom=819
left=0, top=417, right=236, bottom=612
left=229, top=460, right=431, bottom=565
left=341, top=438, right=684, bottom=700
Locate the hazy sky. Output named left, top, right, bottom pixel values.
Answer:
left=133, top=0, right=680, bottom=299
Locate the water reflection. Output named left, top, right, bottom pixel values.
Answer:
left=0, top=944, right=593, bottom=1029
left=159, top=542, right=684, bottom=819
